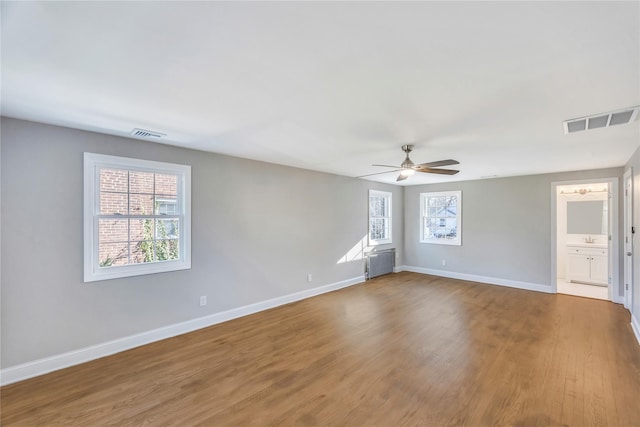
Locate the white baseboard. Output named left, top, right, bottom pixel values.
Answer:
left=612, top=292, right=624, bottom=305
left=402, top=265, right=553, bottom=294
left=393, top=266, right=404, bottom=273
left=623, top=288, right=633, bottom=310
left=0, top=276, right=364, bottom=386
left=632, top=314, right=640, bottom=346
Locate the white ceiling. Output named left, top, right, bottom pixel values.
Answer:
left=2, top=1, right=639, bottom=185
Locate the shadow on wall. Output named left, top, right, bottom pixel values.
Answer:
left=337, top=235, right=371, bottom=264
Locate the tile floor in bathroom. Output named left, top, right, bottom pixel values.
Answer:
left=557, top=278, right=608, bottom=300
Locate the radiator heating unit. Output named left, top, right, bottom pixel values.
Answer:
left=365, top=248, right=396, bottom=279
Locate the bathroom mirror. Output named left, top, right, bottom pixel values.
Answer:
left=567, top=200, right=607, bottom=234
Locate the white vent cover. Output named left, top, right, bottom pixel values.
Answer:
left=563, top=106, right=639, bottom=134
left=130, top=128, right=166, bottom=138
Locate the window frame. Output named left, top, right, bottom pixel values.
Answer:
left=83, top=153, right=191, bottom=282
left=368, top=189, right=392, bottom=246
left=420, top=190, right=462, bottom=246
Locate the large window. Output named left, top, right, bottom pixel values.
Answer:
left=369, top=190, right=392, bottom=245
left=420, top=191, right=461, bottom=245
left=84, top=153, right=191, bottom=282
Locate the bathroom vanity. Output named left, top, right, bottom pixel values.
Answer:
left=566, top=244, right=608, bottom=286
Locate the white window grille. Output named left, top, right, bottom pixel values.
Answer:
left=84, top=153, right=191, bottom=282
left=420, top=191, right=461, bottom=245
left=369, top=190, right=392, bottom=245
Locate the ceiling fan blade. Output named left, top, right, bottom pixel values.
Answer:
left=357, top=169, right=401, bottom=178
left=372, top=164, right=402, bottom=168
left=415, top=167, right=460, bottom=175
left=396, top=174, right=408, bottom=182
left=416, top=159, right=460, bottom=168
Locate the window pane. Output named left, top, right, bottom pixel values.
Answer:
left=99, top=242, right=129, bottom=267
left=156, top=240, right=179, bottom=261
left=99, top=219, right=128, bottom=243
left=130, top=219, right=154, bottom=242
left=86, top=153, right=191, bottom=282
left=130, top=194, right=154, bottom=215
left=130, top=241, right=155, bottom=264
left=421, top=191, right=461, bottom=244
left=100, top=168, right=128, bottom=193
left=370, top=218, right=385, bottom=240
left=156, top=219, right=179, bottom=239
left=370, top=196, right=385, bottom=217
left=155, top=173, right=178, bottom=196
left=100, top=192, right=128, bottom=215
left=129, top=171, right=154, bottom=194
left=425, top=226, right=434, bottom=239
left=155, top=196, right=178, bottom=215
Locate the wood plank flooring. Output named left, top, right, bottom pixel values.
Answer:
left=2, top=272, right=640, bottom=426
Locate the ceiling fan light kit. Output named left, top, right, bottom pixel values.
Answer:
left=400, top=168, right=415, bottom=177
left=359, top=144, right=460, bottom=182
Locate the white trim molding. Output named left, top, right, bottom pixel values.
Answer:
left=550, top=177, right=620, bottom=300
left=0, top=275, right=364, bottom=386
left=368, top=189, right=392, bottom=246
left=403, top=266, right=553, bottom=294
left=419, top=190, right=462, bottom=246
left=611, top=292, right=624, bottom=305
left=83, top=152, right=192, bottom=282
left=632, top=314, right=640, bottom=346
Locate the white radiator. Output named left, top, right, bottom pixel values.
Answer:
left=365, top=248, right=395, bottom=279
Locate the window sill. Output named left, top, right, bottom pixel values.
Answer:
left=84, top=259, right=191, bottom=282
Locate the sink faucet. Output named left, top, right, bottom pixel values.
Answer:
left=585, top=236, right=595, bottom=243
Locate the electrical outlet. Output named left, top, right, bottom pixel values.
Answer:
left=307, top=273, right=313, bottom=282
left=199, top=296, right=207, bottom=306
left=442, top=260, right=447, bottom=266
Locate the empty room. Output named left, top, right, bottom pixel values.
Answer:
left=1, top=1, right=640, bottom=426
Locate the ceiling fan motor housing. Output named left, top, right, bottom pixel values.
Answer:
left=401, top=157, right=415, bottom=169
left=401, top=144, right=415, bottom=169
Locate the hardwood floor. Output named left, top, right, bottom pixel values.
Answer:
left=2, top=272, right=640, bottom=426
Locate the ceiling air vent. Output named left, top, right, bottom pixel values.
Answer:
left=130, top=128, right=166, bottom=139
left=563, top=106, right=639, bottom=134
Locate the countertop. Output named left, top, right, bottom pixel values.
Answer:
left=566, top=243, right=608, bottom=249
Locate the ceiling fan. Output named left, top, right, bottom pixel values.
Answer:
left=359, top=145, right=460, bottom=182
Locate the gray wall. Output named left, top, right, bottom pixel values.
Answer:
left=404, top=168, right=624, bottom=292
left=1, top=115, right=634, bottom=370
left=0, top=117, right=403, bottom=368
left=625, top=146, right=640, bottom=323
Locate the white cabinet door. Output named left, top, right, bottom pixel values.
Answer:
left=590, top=255, right=608, bottom=285
left=567, top=253, right=591, bottom=283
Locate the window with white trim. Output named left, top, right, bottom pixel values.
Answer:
left=84, top=153, right=191, bottom=282
left=420, top=190, right=461, bottom=245
left=369, top=190, right=392, bottom=245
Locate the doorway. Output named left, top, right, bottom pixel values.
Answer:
left=551, top=178, right=619, bottom=301
left=624, top=169, right=634, bottom=309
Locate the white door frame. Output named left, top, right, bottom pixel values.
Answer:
left=623, top=168, right=634, bottom=310
left=550, top=177, right=620, bottom=301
